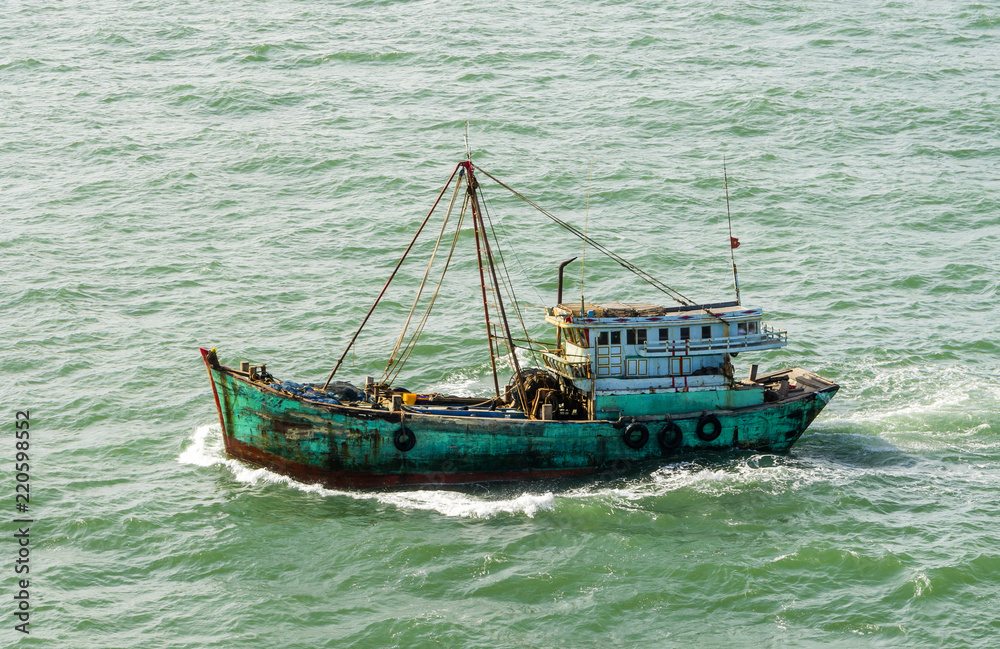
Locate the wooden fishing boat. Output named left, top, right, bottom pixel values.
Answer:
left=200, top=160, right=838, bottom=488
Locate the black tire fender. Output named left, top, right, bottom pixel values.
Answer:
left=622, top=423, right=649, bottom=450
left=394, top=426, right=416, bottom=452
left=657, top=421, right=683, bottom=451
left=696, top=414, right=722, bottom=442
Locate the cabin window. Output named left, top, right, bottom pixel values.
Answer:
left=701, top=325, right=712, bottom=339
left=597, top=331, right=608, bottom=346
left=748, top=321, right=758, bottom=334
left=658, top=328, right=670, bottom=341
left=680, top=327, right=690, bottom=339
left=737, top=323, right=747, bottom=336
left=626, top=329, right=647, bottom=346
left=565, top=328, right=580, bottom=346
left=610, top=330, right=621, bottom=345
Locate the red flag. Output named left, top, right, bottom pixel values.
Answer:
left=730, top=236, right=740, bottom=249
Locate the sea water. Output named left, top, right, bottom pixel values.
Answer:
left=4, top=1, right=1000, bottom=646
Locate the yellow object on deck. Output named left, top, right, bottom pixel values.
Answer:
left=402, top=393, right=417, bottom=405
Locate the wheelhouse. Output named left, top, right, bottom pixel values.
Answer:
left=542, top=300, right=788, bottom=419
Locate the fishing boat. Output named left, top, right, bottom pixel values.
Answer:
left=199, top=160, right=838, bottom=488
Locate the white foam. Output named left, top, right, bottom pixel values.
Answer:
left=428, top=370, right=481, bottom=398
left=179, top=423, right=556, bottom=518
left=180, top=413, right=987, bottom=518
left=838, top=363, right=993, bottom=423
left=559, top=456, right=848, bottom=504
left=911, top=572, right=932, bottom=598
left=841, top=387, right=971, bottom=423
left=373, top=490, right=556, bottom=518
left=178, top=424, right=227, bottom=467
left=181, top=422, right=854, bottom=510
left=179, top=424, right=288, bottom=485
left=659, top=459, right=846, bottom=494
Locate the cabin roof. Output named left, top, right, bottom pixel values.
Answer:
left=555, top=302, right=666, bottom=318
left=553, top=301, right=759, bottom=320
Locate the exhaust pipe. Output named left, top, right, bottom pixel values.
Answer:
left=556, top=257, right=577, bottom=305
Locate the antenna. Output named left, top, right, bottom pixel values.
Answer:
left=464, top=121, right=471, bottom=163
left=580, top=158, right=594, bottom=315
left=723, top=155, right=741, bottom=305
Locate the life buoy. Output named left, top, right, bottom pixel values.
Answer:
left=394, top=426, right=416, bottom=452
left=696, top=414, right=722, bottom=442
left=657, top=422, right=683, bottom=450
left=622, top=423, right=649, bottom=449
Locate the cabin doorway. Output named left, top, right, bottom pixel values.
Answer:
left=596, top=330, right=623, bottom=377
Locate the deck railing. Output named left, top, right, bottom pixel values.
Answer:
left=642, top=326, right=787, bottom=356
left=541, top=351, right=591, bottom=379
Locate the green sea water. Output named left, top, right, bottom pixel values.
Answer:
left=4, top=1, right=1000, bottom=646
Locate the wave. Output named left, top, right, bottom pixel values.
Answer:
left=822, top=362, right=998, bottom=445
left=179, top=424, right=556, bottom=518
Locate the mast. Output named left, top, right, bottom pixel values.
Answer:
left=462, top=162, right=528, bottom=411
left=467, top=164, right=502, bottom=397
left=724, top=157, right=741, bottom=306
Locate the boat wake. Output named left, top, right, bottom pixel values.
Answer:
left=179, top=424, right=557, bottom=518
left=181, top=389, right=998, bottom=519
left=375, top=489, right=556, bottom=518
left=180, top=423, right=859, bottom=518
left=816, top=363, right=999, bottom=454
left=556, top=455, right=849, bottom=507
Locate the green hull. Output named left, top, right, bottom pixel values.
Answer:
left=201, top=349, right=838, bottom=488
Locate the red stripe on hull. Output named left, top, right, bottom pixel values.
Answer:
left=222, top=435, right=600, bottom=489
left=200, top=347, right=228, bottom=435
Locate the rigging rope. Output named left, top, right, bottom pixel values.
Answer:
left=385, top=174, right=465, bottom=374
left=323, top=163, right=463, bottom=389
left=383, top=190, right=470, bottom=386
left=472, top=165, right=699, bottom=307
left=329, top=160, right=739, bottom=389
left=480, top=195, right=543, bottom=367
left=479, top=189, right=546, bottom=306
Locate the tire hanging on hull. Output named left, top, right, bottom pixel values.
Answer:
left=622, top=423, right=649, bottom=449
left=658, top=421, right=683, bottom=451
left=696, top=414, right=722, bottom=442
left=394, top=427, right=416, bottom=452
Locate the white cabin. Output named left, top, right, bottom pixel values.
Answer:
left=542, top=301, right=788, bottom=419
